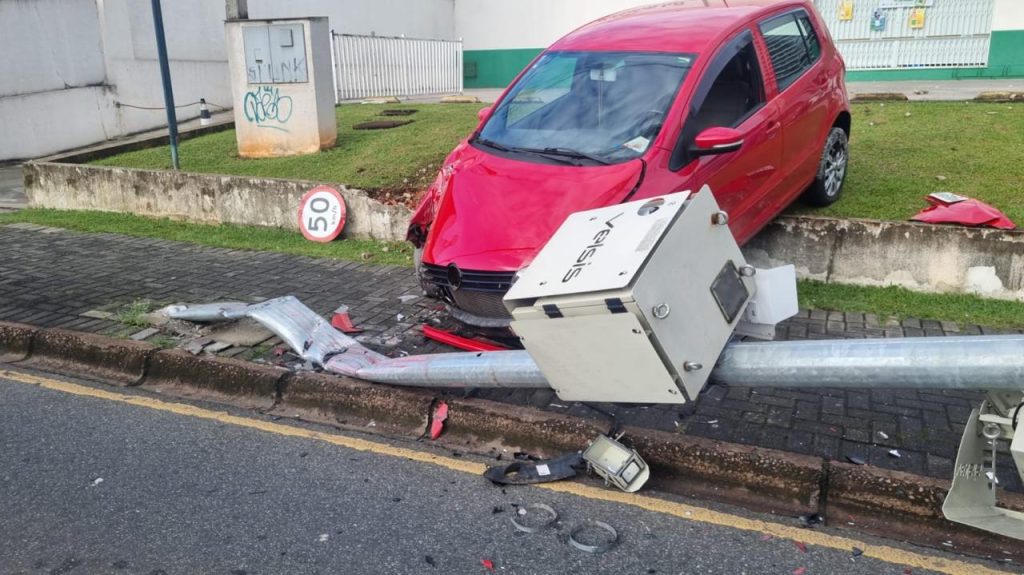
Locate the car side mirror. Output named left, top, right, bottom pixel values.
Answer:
left=477, top=106, right=493, bottom=122
left=690, top=127, right=744, bottom=157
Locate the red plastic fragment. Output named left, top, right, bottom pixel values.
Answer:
left=422, top=325, right=507, bottom=352
left=911, top=195, right=1015, bottom=230
left=331, top=305, right=363, bottom=334
left=793, top=568, right=807, bottom=575
left=793, top=540, right=808, bottom=553
left=481, top=559, right=495, bottom=571
left=429, top=401, right=449, bottom=440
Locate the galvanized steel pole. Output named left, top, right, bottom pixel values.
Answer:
left=711, top=335, right=1024, bottom=390
left=151, top=0, right=180, bottom=170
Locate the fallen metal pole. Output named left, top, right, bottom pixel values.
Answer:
left=167, top=298, right=1024, bottom=392
left=337, top=350, right=549, bottom=388
left=711, top=335, right=1024, bottom=390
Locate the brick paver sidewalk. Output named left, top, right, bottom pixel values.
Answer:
left=3, top=223, right=1019, bottom=490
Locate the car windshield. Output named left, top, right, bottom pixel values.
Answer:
left=476, top=51, right=694, bottom=165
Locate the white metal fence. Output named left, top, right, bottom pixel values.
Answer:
left=813, top=0, right=995, bottom=70
left=332, top=32, right=463, bottom=102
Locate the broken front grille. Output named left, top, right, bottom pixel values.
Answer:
left=420, top=263, right=516, bottom=319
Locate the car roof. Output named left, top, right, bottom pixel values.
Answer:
left=550, top=0, right=809, bottom=54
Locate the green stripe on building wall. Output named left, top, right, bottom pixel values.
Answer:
left=464, top=48, right=543, bottom=89
left=847, top=30, right=1024, bottom=81
left=465, top=30, right=1024, bottom=88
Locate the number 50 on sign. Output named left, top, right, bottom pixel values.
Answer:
left=298, top=185, right=347, bottom=242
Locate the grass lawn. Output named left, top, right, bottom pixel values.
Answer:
left=0, top=209, right=414, bottom=266
left=90, top=104, right=482, bottom=199
left=3, top=208, right=1023, bottom=329
left=91, top=101, right=1024, bottom=222
left=791, top=100, right=1024, bottom=223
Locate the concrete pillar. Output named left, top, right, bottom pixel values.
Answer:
left=226, top=0, right=248, bottom=20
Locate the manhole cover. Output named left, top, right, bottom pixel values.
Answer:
left=353, top=119, right=414, bottom=130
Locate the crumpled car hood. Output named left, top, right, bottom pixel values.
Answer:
left=422, top=145, right=644, bottom=271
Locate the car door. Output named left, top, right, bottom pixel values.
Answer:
left=758, top=9, right=830, bottom=200
left=665, top=29, right=783, bottom=244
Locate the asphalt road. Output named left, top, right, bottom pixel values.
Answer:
left=0, top=368, right=1011, bottom=575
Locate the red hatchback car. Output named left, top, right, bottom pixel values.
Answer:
left=408, top=0, right=850, bottom=327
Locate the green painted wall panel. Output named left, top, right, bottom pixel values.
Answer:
left=464, top=48, right=542, bottom=88
left=464, top=31, right=1024, bottom=88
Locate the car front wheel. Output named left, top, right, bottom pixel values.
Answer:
left=802, top=126, right=848, bottom=207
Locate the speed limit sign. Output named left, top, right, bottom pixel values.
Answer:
left=298, top=185, right=347, bottom=242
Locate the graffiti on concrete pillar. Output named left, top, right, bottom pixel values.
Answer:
left=242, top=86, right=294, bottom=131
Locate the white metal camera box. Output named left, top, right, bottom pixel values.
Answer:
left=503, top=186, right=754, bottom=404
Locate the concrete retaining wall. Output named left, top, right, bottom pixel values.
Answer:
left=24, top=162, right=411, bottom=242
left=24, top=160, right=1024, bottom=299
left=744, top=216, right=1024, bottom=302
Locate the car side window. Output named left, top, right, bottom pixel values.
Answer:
left=795, top=12, right=822, bottom=62
left=670, top=32, right=766, bottom=171
left=689, top=39, right=765, bottom=135
left=760, top=10, right=820, bottom=92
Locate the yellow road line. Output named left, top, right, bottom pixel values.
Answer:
left=1, top=368, right=1011, bottom=575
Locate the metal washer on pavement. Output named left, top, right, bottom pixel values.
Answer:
left=510, top=503, right=558, bottom=533
left=568, top=520, right=618, bottom=553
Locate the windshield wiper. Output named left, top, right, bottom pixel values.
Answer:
left=474, top=137, right=512, bottom=152
left=539, top=147, right=611, bottom=165
left=477, top=138, right=610, bottom=166
left=507, top=146, right=610, bottom=166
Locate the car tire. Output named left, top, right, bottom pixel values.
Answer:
left=802, top=127, right=849, bottom=207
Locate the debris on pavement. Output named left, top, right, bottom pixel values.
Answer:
left=877, top=431, right=890, bottom=440
left=484, top=452, right=584, bottom=485
left=480, top=559, right=495, bottom=571
left=793, top=540, right=808, bottom=553
left=183, top=337, right=213, bottom=355
left=798, top=513, right=823, bottom=528
left=424, top=400, right=448, bottom=440
left=510, top=503, right=558, bottom=533
left=583, top=434, right=650, bottom=493
left=568, top=521, right=618, bottom=554
left=91, top=477, right=104, bottom=487
left=398, top=294, right=420, bottom=304
left=852, top=546, right=864, bottom=557
left=318, top=533, right=329, bottom=543
left=331, top=304, right=364, bottom=334
left=793, top=567, right=807, bottom=575
left=888, top=449, right=902, bottom=458
left=421, top=325, right=508, bottom=352
left=911, top=193, right=1016, bottom=230
left=846, top=455, right=866, bottom=465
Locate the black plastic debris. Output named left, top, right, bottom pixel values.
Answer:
left=484, top=453, right=584, bottom=485
left=799, top=513, right=824, bottom=528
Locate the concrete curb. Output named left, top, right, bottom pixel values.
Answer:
left=143, top=349, right=288, bottom=409
left=2, top=324, right=1022, bottom=557
left=849, top=92, right=909, bottom=102
left=975, top=91, right=1024, bottom=103
left=0, top=321, right=38, bottom=363
left=19, top=328, right=155, bottom=385
left=827, top=462, right=1024, bottom=554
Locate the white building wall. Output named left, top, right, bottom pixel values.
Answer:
left=0, top=0, right=116, bottom=160
left=0, top=0, right=456, bottom=161
left=248, top=0, right=455, bottom=39
left=456, top=0, right=668, bottom=51
left=993, top=0, right=1024, bottom=31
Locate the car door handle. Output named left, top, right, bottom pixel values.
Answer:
left=766, top=121, right=781, bottom=138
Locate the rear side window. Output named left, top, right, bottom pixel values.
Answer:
left=760, top=10, right=821, bottom=92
